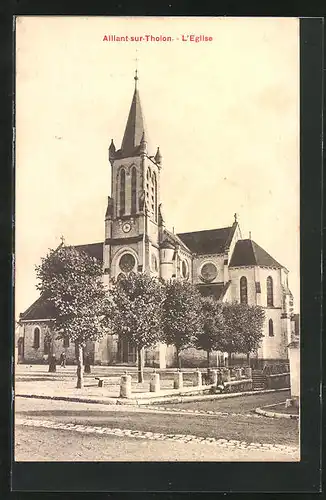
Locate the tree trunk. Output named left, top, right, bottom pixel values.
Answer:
left=75, top=343, right=84, bottom=389
left=48, top=340, right=56, bottom=372
left=176, top=346, right=182, bottom=369
left=207, top=350, right=211, bottom=374
left=246, top=352, right=250, bottom=366
left=48, top=356, right=56, bottom=372
left=228, top=352, right=232, bottom=367
left=137, top=347, right=143, bottom=383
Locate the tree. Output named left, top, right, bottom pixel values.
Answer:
left=35, top=245, right=109, bottom=388
left=221, top=302, right=247, bottom=365
left=106, top=273, right=165, bottom=383
left=195, top=297, right=225, bottom=372
left=162, top=279, right=202, bottom=369
left=239, top=304, right=265, bottom=364
left=221, top=302, right=265, bottom=366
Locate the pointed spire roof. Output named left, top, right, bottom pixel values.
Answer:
left=154, top=146, right=162, bottom=165
left=229, top=239, right=284, bottom=269
left=119, top=71, right=147, bottom=158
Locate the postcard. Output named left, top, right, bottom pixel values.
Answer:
left=14, top=16, right=300, bottom=466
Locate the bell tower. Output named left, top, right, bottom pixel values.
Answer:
left=103, top=71, right=163, bottom=282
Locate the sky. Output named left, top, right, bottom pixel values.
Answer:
left=15, top=16, right=300, bottom=318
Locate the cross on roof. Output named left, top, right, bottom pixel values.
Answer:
left=134, top=49, right=139, bottom=84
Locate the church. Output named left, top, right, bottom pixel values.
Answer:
left=18, top=71, right=295, bottom=369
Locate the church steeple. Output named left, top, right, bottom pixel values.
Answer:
left=104, top=69, right=162, bottom=283
left=119, top=70, right=146, bottom=158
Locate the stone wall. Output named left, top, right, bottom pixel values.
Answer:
left=265, top=373, right=290, bottom=389
left=224, top=379, right=253, bottom=393
left=228, top=267, right=256, bottom=305
left=258, top=309, right=288, bottom=360
left=22, top=322, right=94, bottom=364
left=259, top=267, right=282, bottom=308
left=192, top=254, right=225, bottom=286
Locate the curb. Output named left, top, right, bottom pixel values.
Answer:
left=140, top=405, right=263, bottom=418
left=119, top=387, right=290, bottom=406
left=16, top=394, right=117, bottom=405
left=255, top=406, right=299, bottom=420
left=16, top=387, right=290, bottom=407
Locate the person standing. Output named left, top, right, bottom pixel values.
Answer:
left=60, top=351, right=66, bottom=367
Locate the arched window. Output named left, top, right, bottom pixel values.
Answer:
left=119, top=169, right=125, bottom=215
left=152, top=172, right=157, bottom=222
left=267, top=276, right=274, bottom=307
left=131, top=167, right=137, bottom=213
left=240, top=276, right=248, bottom=304
left=33, top=327, right=40, bottom=349
left=268, top=319, right=274, bottom=337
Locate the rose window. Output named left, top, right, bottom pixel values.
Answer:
left=119, top=253, right=136, bottom=272
left=200, top=262, right=217, bottom=282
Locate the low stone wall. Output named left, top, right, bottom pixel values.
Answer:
left=223, top=379, right=253, bottom=393
left=265, top=373, right=290, bottom=389
left=256, top=359, right=289, bottom=370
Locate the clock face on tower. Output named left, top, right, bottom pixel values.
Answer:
left=122, top=222, right=131, bottom=233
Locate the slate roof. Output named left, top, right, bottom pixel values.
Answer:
left=115, top=86, right=146, bottom=159
left=229, top=239, right=283, bottom=268
left=20, top=295, right=56, bottom=321
left=159, top=239, right=175, bottom=250
left=197, top=283, right=225, bottom=300
left=20, top=242, right=104, bottom=321
left=177, top=225, right=236, bottom=255
left=162, top=229, right=191, bottom=253
left=67, top=242, right=103, bottom=262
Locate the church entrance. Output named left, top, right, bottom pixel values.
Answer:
left=117, top=336, right=137, bottom=364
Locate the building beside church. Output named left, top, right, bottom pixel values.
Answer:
left=18, top=72, right=295, bottom=368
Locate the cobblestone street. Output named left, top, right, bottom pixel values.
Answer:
left=14, top=395, right=299, bottom=462
left=15, top=422, right=298, bottom=462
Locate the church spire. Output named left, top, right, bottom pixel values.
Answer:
left=134, top=68, right=138, bottom=88
left=120, top=70, right=146, bottom=157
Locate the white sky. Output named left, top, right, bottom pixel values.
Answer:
left=15, top=16, right=300, bottom=317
